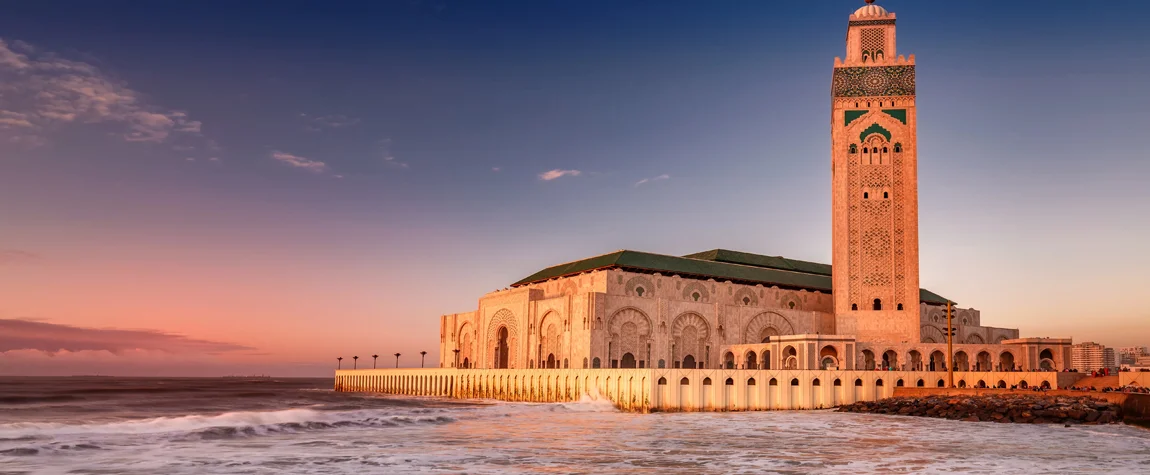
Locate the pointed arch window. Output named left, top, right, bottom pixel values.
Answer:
left=849, top=144, right=858, bottom=154
left=873, top=299, right=882, bottom=311
left=894, top=143, right=903, bottom=153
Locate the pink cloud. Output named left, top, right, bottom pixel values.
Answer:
left=270, top=150, right=327, bottom=173
left=0, top=249, right=41, bottom=266
left=0, top=38, right=206, bottom=146
left=539, top=169, right=581, bottom=181
left=0, top=319, right=255, bottom=355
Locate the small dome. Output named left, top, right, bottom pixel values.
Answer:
left=853, top=4, right=888, bottom=18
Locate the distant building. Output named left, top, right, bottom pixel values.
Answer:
left=1118, top=346, right=1149, bottom=366
left=1072, top=342, right=1117, bottom=372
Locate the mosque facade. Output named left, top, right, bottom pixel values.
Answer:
left=435, top=1, right=1073, bottom=378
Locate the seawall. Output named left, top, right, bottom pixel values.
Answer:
left=335, top=368, right=1064, bottom=412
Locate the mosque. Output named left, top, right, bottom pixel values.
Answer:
left=336, top=2, right=1077, bottom=410
left=435, top=0, right=1073, bottom=378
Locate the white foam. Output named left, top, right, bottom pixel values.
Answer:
left=554, top=392, right=619, bottom=412
left=0, top=408, right=449, bottom=438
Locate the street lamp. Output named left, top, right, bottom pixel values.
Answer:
left=372, top=354, right=379, bottom=369
left=353, top=355, right=359, bottom=370
left=394, top=353, right=401, bottom=368
left=337, top=356, right=343, bottom=369
left=453, top=349, right=460, bottom=368
left=420, top=351, right=427, bottom=368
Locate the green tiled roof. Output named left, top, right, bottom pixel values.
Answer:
left=918, top=288, right=949, bottom=306
left=511, top=248, right=952, bottom=305
left=684, top=249, right=832, bottom=276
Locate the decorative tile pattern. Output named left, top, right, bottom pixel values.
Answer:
left=849, top=19, right=896, bottom=27
left=832, top=66, right=915, bottom=97
left=860, top=28, right=885, bottom=61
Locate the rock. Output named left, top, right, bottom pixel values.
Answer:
left=835, top=394, right=1122, bottom=426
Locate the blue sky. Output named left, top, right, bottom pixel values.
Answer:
left=1, top=0, right=1148, bottom=375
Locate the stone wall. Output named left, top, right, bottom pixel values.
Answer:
left=918, top=304, right=1019, bottom=345
left=438, top=269, right=837, bottom=372
left=1121, top=372, right=1150, bottom=387
left=334, top=368, right=1064, bottom=412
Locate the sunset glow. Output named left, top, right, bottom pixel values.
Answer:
left=2, top=0, right=1149, bottom=376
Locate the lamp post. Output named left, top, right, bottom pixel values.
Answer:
left=946, top=300, right=955, bottom=388
left=420, top=351, right=427, bottom=368
left=394, top=353, right=401, bottom=368
left=372, top=354, right=379, bottom=369
left=353, top=355, right=359, bottom=370
left=453, top=349, right=460, bottom=368
left=337, top=357, right=343, bottom=369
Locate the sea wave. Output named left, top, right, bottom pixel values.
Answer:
left=0, top=395, right=84, bottom=404
left=0, top=408, right=456, bottom=440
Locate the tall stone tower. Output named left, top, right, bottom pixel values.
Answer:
left=831, top=0, right=920, bottom=343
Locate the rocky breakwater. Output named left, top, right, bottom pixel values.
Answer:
left=838, top=393, right=1123, bottom=424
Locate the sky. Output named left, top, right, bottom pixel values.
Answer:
left=1, top=0, right=1149, bottom=376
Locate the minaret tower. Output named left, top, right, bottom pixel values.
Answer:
left=831, top=0, right=919, bottom=343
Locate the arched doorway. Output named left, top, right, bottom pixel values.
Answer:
left=1039, top=349, right=1055, bottom=371
left=882, top=350, right=898, bottom=370
left=547, top=353, right=556, bottom=369
left=462, top=357, right=470, bottom=369
left=494, top=326, right=510, bottom=369
left=621, top=352, right=636, bottom=369
left=908, top=350, right=923, bottom=371
left=724, top=352, right=735, bottom=369
left=976, top=351, right=991, bottom=371
left=862, top=350, right=876, bottom=370
left=929, top=350, right=945, bottom=371
left=783, top=346, right=798, bottom=370
left=953, top=351, right=969, bottom=371
left=745, top=351, right=758, bottom=370
left=682, top=355, right=696, bottom=369
left=820, top=345, right=839, bottom=370
left=999, top=351, right=1015, bottom=371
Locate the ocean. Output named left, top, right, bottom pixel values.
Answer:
left=1, top=377, right=1149, bottom=474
